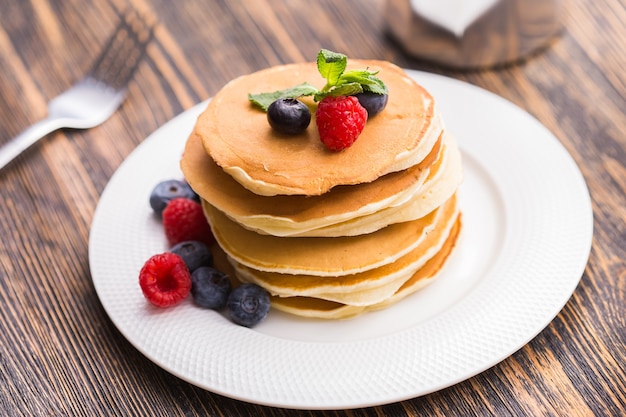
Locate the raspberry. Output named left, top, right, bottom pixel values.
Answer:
left=315, top=95, right=368, bottom=151
left=139, top=252, right=191, bottom=307
left=162, top=198, right=214, bottom=246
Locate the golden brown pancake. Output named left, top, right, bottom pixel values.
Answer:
left=193, top=60, right=444, bottom=196
left=268, top=216, right=462, bottom=319
left=203, top=194, right=457, bottom=277
left=270, top=133, right=462, bottom=237
left=182, top=129, right=451, bottom=237
left=230, top=194, right=459, bottom=306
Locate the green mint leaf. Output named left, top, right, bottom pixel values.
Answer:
left=340, top=70, right=388, bottom=95
left=360, top=81, right=387, bottom=95
left=317, top=49, right=347, bottom=88
left=249, top=49, right=389, bottom=110
left=248, top=82, right=318, bottom=111
left=333, top=82, right=364, bottom=96
left=314, top=83, right=363, bottom=102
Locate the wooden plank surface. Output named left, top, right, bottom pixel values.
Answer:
left=0, top=0, right=624, bottom=415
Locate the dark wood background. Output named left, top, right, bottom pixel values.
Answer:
left=0, top=0, right=624, bottom=415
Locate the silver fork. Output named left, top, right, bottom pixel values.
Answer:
left=0, top=9, right=154, bottom=171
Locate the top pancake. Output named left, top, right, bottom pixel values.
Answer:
left=194, top=60, right=443, bottom=196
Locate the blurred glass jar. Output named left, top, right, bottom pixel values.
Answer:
left=386, top=0, right=562, bottom=68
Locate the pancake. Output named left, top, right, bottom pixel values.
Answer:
left=183, top=124, right=462, bottom=237
left=194, top=60, right=444, bottom=196
left=182, top=130, right=445, bottom=237
left=268, top=216, right=461, bottom=319
left=278, top=132, right=462, bottom=237
left=203, top=193, right=458, bottom=277
left=231, top=194, right=459, bottom=306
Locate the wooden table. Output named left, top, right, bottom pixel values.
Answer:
left=1, top=1, right=624, bottom=415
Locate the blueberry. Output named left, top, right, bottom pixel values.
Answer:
left=191, top=266, right=231, bottom=309
left=227, top=283, right=270, bottom=327
left=354, top=92, right=388, bottom=117
left=150, top=179, right=199, bottom=215
left=170, top=240, right=213, bottom=273
left=267, top=98, right=311, bottom=135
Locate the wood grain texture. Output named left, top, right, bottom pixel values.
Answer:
left=0, top=0, right=624, bottom=415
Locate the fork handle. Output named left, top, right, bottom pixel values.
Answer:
left=0, top=117, right=66, bottom=171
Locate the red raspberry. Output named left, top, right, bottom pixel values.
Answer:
left=315, top=95, right=368, bottom=151
left=162, top=198, right=214, bottom=246
left=139, top=252, right=191, bottom=307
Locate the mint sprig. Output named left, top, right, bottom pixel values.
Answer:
left=317, top=49, right=346, bottom=88
left=247, top=82, right=318, bottom=111
left=248, top=49, right=387, bottom=111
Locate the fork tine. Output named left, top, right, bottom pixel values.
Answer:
left=88, top=9, right=155, bottom=90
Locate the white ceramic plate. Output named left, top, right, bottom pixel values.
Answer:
left=89, top=70, right=593, bottom=410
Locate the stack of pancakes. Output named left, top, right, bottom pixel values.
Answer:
left=181, top=60, right=463, bottom=319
